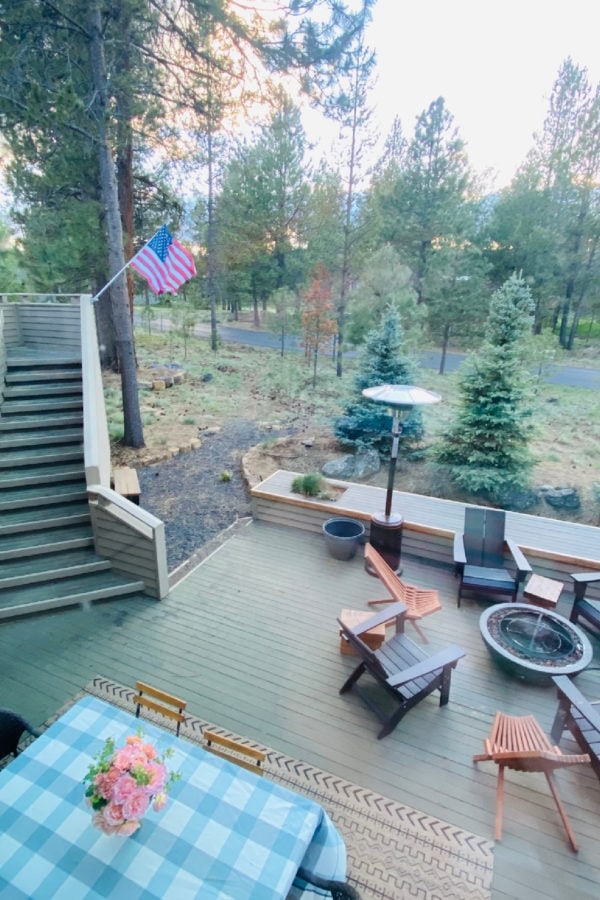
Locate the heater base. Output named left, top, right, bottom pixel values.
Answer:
left=367, top=513, right=403, bottom=575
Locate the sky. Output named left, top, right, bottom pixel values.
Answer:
left=325, top=0, right=600, bottom=189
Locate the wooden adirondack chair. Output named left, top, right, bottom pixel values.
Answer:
left=454, top=507, right=531, bottom=607
left=337, top=602, right=465, bottom=739
left=474, top=711, right=590, bottom=852
left=364, top=543, right=441, bottom=642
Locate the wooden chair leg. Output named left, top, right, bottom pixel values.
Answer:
left=545, top=773, right=579, bottom=853
left=495, top=765, right=505, bottom=841
left=410, top=620, right=429, bottom=644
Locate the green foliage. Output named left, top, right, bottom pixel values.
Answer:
left=435, top=274, right=536, bottom=499
left=291, top=473, right=326, bottom=496
left=334, top=304, right=424, bottom=452
left=219, top=471, right=232, bottom=482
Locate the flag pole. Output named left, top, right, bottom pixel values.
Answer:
left=90, top=228, right=162, bottom=303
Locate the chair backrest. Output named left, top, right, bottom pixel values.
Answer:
left=463, top=507, right=506, bottom=568
left=0, top=709, right=38, bottom=759
left=203, top=731, right=266, bottom=774
left=133, top=681, right=187, bottom=736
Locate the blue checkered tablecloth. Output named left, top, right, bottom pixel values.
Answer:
left=0, top=696, right=346, bottom=899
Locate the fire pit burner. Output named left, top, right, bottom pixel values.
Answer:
left=479, top=603, right=593, bottom=684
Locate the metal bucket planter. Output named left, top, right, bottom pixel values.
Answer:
left=322, top=517, right=365, bottom=561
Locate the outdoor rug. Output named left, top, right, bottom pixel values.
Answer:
left=45, top=676, right=494, bottom=900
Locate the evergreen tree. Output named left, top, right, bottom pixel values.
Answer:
left=435, top=273, right=535, bottom=500
left=334, top=305, right=423, bottom=452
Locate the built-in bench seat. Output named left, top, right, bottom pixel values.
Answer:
left=550, top=675, right=600, bottom=781
left=112, top=466, right=141, bottom=504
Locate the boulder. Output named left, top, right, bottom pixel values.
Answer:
left=353, top=449, right=381, bottom=479
left=322, top=455, right=356, bottom=480
left=322, top=449, right=381, bottom=481
left=543, top=487, right=581, bottom=510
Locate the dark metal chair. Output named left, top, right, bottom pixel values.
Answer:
left=0, top=708, right=40, bottom=761
left=569, top=572, right=600, bottom=633
left=453, top=507, right=531, bottom=607
left=337, top=602, right=465, bottom=739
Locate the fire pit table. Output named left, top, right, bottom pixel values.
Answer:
left=479, top=603, right=593, bottom=685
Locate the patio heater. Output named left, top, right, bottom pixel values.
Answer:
left=362, top=385, right=441, bottom=574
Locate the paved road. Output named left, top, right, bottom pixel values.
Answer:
left=142, top=316, right=600, bottom=390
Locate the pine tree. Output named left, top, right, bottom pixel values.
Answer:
left=334, top=305, right=423, bottom=452
left=435, top=273, right=535, bottom=500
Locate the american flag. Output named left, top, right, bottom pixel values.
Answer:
left=131, top=225, right=196, bottom=294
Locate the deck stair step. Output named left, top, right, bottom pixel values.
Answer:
left=0, top=427, right=83, bottom=450
left=0, top=463, right=84, bottom=489
left=0, top=398, right=83, bottom=416
left=5, top=368, right=82, bottom=384
left=0, top=525, right=94, bottom=561
left=0, top=571, right=145, bottom=620
left=6, top=356, right=81, bottom=369
left=0, top=548, right=111, bottom=590
left=3, top=382, right=82, bottom=399
left=0, top=413, right=83, bottom=431
left=0, top=446, right=83, bottom=468
left=0, top=501, right=91, bottom=534
left=0, top=481, right=88, bottom=510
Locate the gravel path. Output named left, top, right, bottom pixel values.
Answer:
left=138, top=419, right=291, bottom=571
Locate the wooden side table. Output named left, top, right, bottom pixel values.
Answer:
left=523, top=574, right=563, bottom=610
left=339, top=609, right=386, bottom=656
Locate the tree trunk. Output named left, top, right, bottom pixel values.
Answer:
left=88, top=2, right=144, bottom=448
left=439, top=323, right=450, bottom=374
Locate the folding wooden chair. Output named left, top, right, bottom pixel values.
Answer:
left=203, top=731, right=266, bottom=774
left=364, top=544, right=441, bottom=642
left=473, top=711, right=590, bottom=852
left=133, top=681, right=187, bottom=736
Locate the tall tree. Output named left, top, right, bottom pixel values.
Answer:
left=371, top=97, right=473, bottom=306
left=435, top=274, right=535, bottom=501
left=316, top=8, right=375, bottom=378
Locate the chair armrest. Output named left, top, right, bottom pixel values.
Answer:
left=338, top=602, right=407, bottom=638
left=552, top=676, right=600, bottom=728
left=453, top=533, right=466, bottom=567
left=387, top=645, right=465, bottom=687
left=570, top=571, right=600, bottom=602
left=506, top=539, right=532, bottom=576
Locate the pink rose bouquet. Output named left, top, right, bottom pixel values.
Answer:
left=84, top=731, right=179, bottom=836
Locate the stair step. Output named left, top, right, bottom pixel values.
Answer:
left=6, top=369, right=82, bottom=383
left=0, top=463, right=84, bottom=489
left=0, top=413, right=83, bottom=431
left=4, top=382, right=83, bottom=398
left=0, top=428, right=83, bottom=450
left=0, top=525, right=94, bottom=560
left=0, top=481, right=87, bottom=510
left=0, top=397, right=83, bottom=414
left=0, top=572, right=146, bottom=619
left=0, top=501, right=90, bottom=534
left=0, top=548, right=111, bottom=589
left=0, top=446, right=83, bottom=468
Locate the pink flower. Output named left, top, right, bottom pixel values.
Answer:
left=112, top=774, right=138, bottom=804
left=152, top=792, right=167, bottom=812
left=142, top=743, right=157, bottom=760
left=93, top=811, right=117, bottom=835
left=94, top=767, right=121, bottom=800
left=103, top=801, right=125, bottom=828
left=144, top=762, right=167, bottom=794
left=122, top=789, right=150, bottom=821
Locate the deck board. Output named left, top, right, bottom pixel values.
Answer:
left=2, top=520, right=600, bottom=899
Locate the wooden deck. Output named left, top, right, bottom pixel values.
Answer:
left=3, top=521, right=600, bottom=899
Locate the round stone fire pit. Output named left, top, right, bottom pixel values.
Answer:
left=479, top=603, right=593, bottom=685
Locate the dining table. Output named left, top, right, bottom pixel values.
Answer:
left=0, top=695, right=348, bottom=898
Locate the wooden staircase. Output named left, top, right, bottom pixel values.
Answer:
left=0, top=353, right=145, bottom=618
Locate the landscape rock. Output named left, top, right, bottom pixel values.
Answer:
left=321, top=455, right=356, bottom=480
left=495, top=486, right=540, bottom=512
left=321, top=449, right=381, bottom=481
left=543, top=487, right=581, bottom=510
